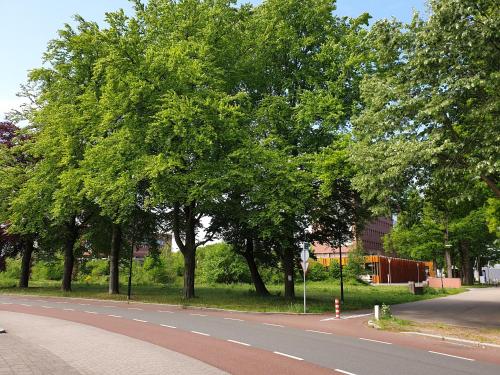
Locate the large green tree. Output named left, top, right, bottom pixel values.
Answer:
left=351, top=0, right=499, bottom=213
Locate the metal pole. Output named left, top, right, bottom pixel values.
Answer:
left=303, top=266, right=306, bottom=313
left=127, top=242, right=134, bottom=302
left=339, top=241, right=344, bottom=303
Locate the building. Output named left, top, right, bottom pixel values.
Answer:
left=313, top=217, right=393, bottom=259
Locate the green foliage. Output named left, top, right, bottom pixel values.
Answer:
left=0, top=258, right=21, bottom=280
left=306, top=262, right=329, bottom=281
left=197, top=243, right=251, bottom=285
left=31, top=256, right=64, bottom=281
left=345, top=247, right=366, bottom=280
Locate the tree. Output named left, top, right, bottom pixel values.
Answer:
left=351, top=0, right=500, bottom=215
left=141, top=0, right=251, bottom=299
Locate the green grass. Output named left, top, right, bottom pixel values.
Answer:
left=0, top=278, right=465, bottom=313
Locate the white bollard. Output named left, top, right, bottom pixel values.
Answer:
left=374, top=305, right=380, bottom=321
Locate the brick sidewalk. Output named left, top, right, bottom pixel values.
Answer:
left=0, top=334, right=80, bottom=375
left=0, top=311, right=226, bottom=375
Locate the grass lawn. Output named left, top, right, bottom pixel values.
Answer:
left=0, top=278, right=465, bottom=313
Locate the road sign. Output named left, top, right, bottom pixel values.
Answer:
left=300, top=248, right=309, bottom=263
left=301, top=261, right=309, bottom=272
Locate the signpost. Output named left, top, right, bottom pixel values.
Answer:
left=301, top=243, right=310, bottom=313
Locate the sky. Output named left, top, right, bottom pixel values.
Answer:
left=0, top=0, right=427, bottom=121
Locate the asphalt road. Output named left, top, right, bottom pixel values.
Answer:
left=392, top=287, right=500, bottom=328
left=1, top=294, right=499, bottom=375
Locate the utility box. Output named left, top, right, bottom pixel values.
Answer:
left=408, top=281, right=424, bottom=295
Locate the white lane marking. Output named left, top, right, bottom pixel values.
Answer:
left=160, top=324, right=177, bottom=329
left=320, top=317, right=339, bottom=321
left=20, top=304, right=31, bottom=307
left=108, top=314, right=122, bottom=318
left=428, top=351, right=475, bottom=361
left=227, top=339, right=251, bottom=346
left=224, top=318, right=244, bottom=322
left=263, top=323, right=284, bottom=327
left=79, top=303, right=90, bottom=306
left=63, top=308, right=75, bottom=311
left=321, top=313, right=372, bottom=322
left=55, top=302, right=68, bottom=304
left=359, top=337, right=392, bottom=345
left=306, top=330, right=332, bottom=335
left=190, top=313, right=207, bottom=317
left=1, top=302, right=12, bottom=305
left=133, top=319, right=148, bottom=323
left=158, top=310, right=174, bottom=314
left=191, top=331, right=210, bottom=336
left=273, top=352, right=303, bottom=361
left=128, top=307, right=143, bottom=310
left=342, top=313, right=372, bottom=320
left=84, top=311, right=98, bottom=314
left=41, top=306, right=53, bottom=309
left=102, top=305, right=115, bottom=308
left=335, top=369, right=357, bottom=375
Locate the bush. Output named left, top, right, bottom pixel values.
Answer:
left=307, top=261, right=329, bottom=281
left=0, top=257, right=21, bottom=280
left=345, top=247, right=365, bottom=280
left=329, top=260, right=341, bottom=279
left=32, top=257, right=64, bottom=281
left=259, top=265, right=282, bottom=285
left=197, top=243, right=251, bottom=284
left=143, top=254, right=176, bottom=284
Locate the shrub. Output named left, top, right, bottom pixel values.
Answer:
left=329, top=260, right=341, bottom=279
left=197, top=243, right=251, bottom=284
left=345, top=247, right=365, bottom=280
left=0, top=257, right=21, bottom=280
left=306, top=261, right=329, bottom=281
left=32, top=257, right=64, bottom=281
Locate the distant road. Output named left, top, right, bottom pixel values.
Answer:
left=392, top=287, right=500, bottom=328
left=1, top=294, right=499, bottom=375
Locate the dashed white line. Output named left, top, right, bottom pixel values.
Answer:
left=108, top=314, right=122, bottom=318
left=78, top=303, right=90, bottom=306
left=55, top=302, right=68, bottom=304
left=359, top=338, right=392, bottom=345
left=306, top=330, right=332, bottom=335
left=335, top=369, right=357, bottom=375
left=84, top=311, right=98, bottom=314
left=191, top=331, right=210, bottom=336
left=160, top=324, right=177, bottom=329
left=102, top=305, right=115, bottom=308
left=273, top=352, right=303, bottom=361
left=128, top=307, right=143, bottom=310
left=190, top=313, right=208, bottom=317
left=263, top=323, right=284, bottom=328
left=20, top=304, right=31, bottom=307
left=158, top=310, right=174, bottom=314
left=224, top=318, right=244, bottom=322
left=227, top=339, right=250, bottom=346
left=428, top=351, right=475, bottom=361
left=41, top=306, right=53, bottom=309
left=63, top=308, right=75, bottom=311
left=0, top=302, right=12, bottom=305
left=133, top=319, right=148, bottom=323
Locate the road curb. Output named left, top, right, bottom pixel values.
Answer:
left=0, top=292, right=332, bottom=316
left=400, top=331, right=500, bottom=349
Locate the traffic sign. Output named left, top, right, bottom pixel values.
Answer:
left=301, top=261, right=309, bottom=272
left=300, top=248, right=309, bottom=262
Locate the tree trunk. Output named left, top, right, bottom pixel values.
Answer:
left=444, top=248, right=453, bottom=278
left=173, top=202, right=198, bottom=299
left=243, top=239, right=270, bottom=297
left=183, top=250, right=196, bottom=299
left=459, top=240, right=473, bottom=285
left=109, top=223, right=121, bottom=294
left=283, top=246, right=295, bottom=299
left=19, top=239, right=34, bottom=288
left=0, top=255, right=6, bottom=273
left=62, top=220, right=78, bottom=292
